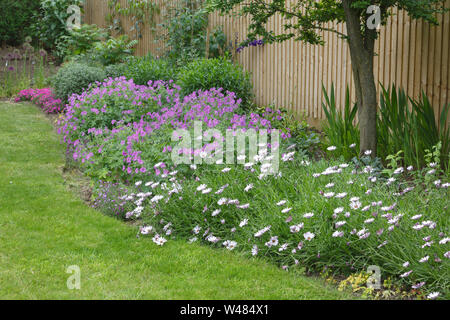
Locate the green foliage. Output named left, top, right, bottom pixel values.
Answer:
left=89, top=35, right=138, bottom=66
left=30, top=0, right=84, bottom=57
left=104, top=63, right=129, bottom=79
left=57, top=24, right=107, bottom=59
left=382, top=150, right=404, bottom=177
left=321, top=84, right=359, bottom=159
left=255, top=105, right=320, bottom=154
left=142, top=153, right=450, bottom=298
left=321, top=83, right=449, bottom=168
left=424, top=142, right=442, bottom=168
left=124, top=55, right=178, bottom=85
left=411, top=93, right=450, bottom=169
left=208, top=0, right=448, bottom=157
left=177, top=57, right=254, bottom=108
left=207, top=0, right=448, bottom=46
left=159, top=0, right=229, bottom=67
left=106, top=0, right=160, bottom=39
left=377, top=85, right=450, bottom=169
left=52, top=62, right=106, bottom=102
left=0, top=0, right=40, bottom=46
left=208, top=27, right=229, bottom=58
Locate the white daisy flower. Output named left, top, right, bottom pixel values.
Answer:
left=223, top=240, right=237, bottom=250
left=239, top=219, right=248, bottom=227
left=303, top=232, right=315, bottom=241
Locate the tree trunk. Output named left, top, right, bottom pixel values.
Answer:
left=342, top=0, right=378, bottom=157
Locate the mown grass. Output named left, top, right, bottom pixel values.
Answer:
left=0, top=102, right=354, bottom=300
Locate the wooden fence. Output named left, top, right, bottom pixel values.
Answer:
left=84, top=0, right=450, bottom=127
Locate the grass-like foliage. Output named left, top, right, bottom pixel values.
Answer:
left=104, top=151, right=450, bottom=299
left=322, top=83, right=449, bottom=169
left=378, top=85, right=449, bottom=169
left=321, top=84, right=359, bottom=159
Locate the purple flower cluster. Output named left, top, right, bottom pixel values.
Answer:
left=15, top=88, right=63, bottom=114
left=237, top=39, right=264, bottom=53
left=58, top=77, right=287, bottom=181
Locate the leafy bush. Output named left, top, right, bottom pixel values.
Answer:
left=158, top=0, right=229, bottom=66
left=62, top=78, right=179, bottom=138
left=87, top=136, right=450, bottom=299
left=321, top=84, right=359, bottom=159
left=104, top=63, right=128, bottom=79
left=30, top=0, right=84, bottom=57
left=177, top=57, right=254, bottom=109
left=124, top=55, right=177, bottom=85
left=57, top=24, right=107, bottom=59
left=52, top=62, right=106, bottom=102
left=89, top=35, right=138, bottom=66
left=58, top=75, right=294, bottom=182
left=254, top=105, right=320, bottom=155
left=0, top=0, right=40, bottom=46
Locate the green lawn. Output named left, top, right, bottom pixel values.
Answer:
left=0, top=102, right=354, bottom=300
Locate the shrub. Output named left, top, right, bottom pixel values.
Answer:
left=87, top=139, right=450, bottom=299
left=58, top=75, right=294, bottom=182
left=124, top=55, right=177, bottom=85
left=57, top=24, right=107, bottom=59
left=159, top=0, right=229, bottom=67
left=0, top=0, right=40, bottom=46
left=52, top=62, right=107, bottom=102
left=177, top=57, right=254, bottom=109
left=15, top=88, right=63, bottom=114
left=104, top=63, right=128, bottom=79
left=30, top=0, right=84, bottom=57
left=62, top=77, right=179, bottom=138
left=89, top=35, right=138, bottom=66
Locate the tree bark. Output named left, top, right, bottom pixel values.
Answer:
left=342, top=0, right=378, bottom=156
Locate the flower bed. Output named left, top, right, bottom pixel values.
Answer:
left=17, top=72, right=448, bottom=299
left=58, top=77, right=295, bottom=182
left=94, top=146, right=449, bottom=299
